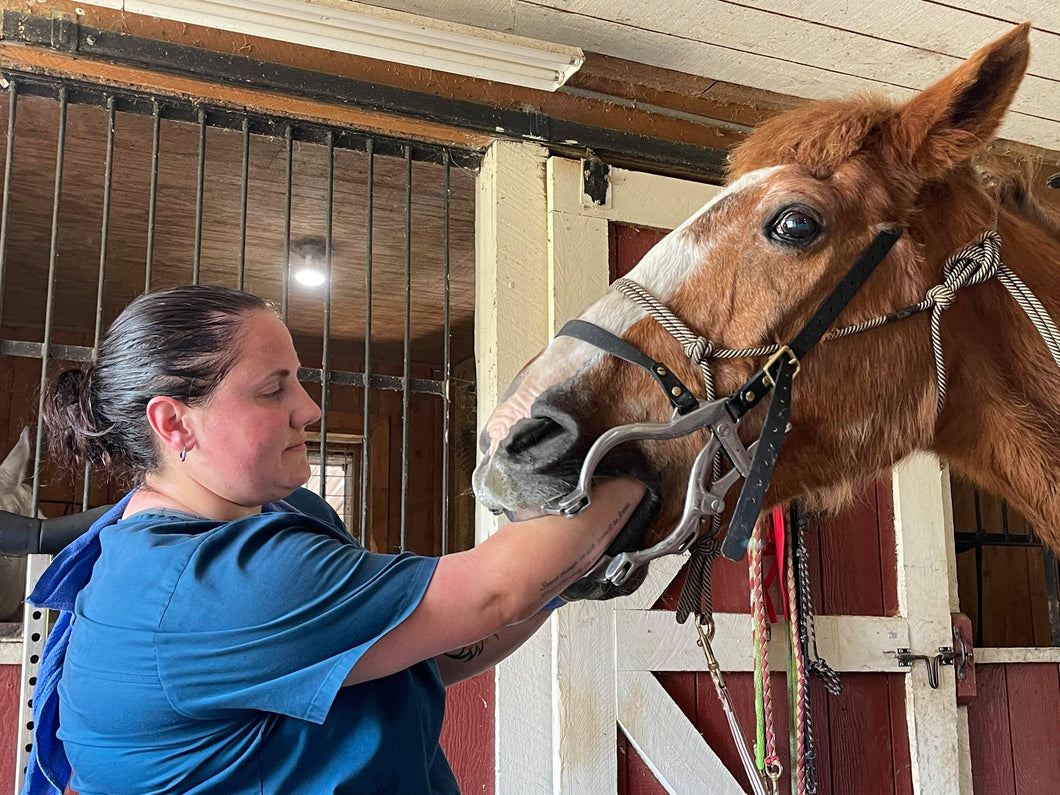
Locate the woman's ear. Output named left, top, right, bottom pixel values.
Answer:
left=145, top=396, right=193, bottom=458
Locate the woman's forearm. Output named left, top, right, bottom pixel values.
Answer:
left=434, top=610, right=551, bottom=686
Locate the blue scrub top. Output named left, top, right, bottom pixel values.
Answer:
left=57, top=489, right=458, bottom=794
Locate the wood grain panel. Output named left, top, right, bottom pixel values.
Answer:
left=826, top=674, right=899, bottom=795
left=440, top=671, right=495, bottom=795
left=967, top=665, right=1017, bottom=795
left=1006, top=664, right=1060, bottom=795
left=0, top=664, right=18, bottom=795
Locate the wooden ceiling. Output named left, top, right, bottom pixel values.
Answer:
left=364, top=0, right=1060, bottom=154
left=0, top=91, right=478, bottom=370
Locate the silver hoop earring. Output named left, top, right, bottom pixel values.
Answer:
left=179, top=446, right=187, bottom=462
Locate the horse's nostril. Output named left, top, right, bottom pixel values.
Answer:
left=506, top=416, right=565, bottom=457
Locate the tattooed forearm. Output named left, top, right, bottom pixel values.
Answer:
left=445, top=635, right=498, bottom=662
left=537, top=499, right=634, bottom=593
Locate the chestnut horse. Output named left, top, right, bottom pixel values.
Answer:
left=474, top=24, right=1060, bottom=590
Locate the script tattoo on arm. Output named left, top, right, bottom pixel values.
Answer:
left=537, top=499, right=634, bottom=594
left=444, top=636, right=498, bottom=662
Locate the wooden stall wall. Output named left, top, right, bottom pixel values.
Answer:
left=967, top=664, right=1060, bottom=795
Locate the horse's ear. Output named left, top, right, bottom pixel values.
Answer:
left=0, top=427, right=31, bottom=491
left=885, top=23, right=1031, bottom=180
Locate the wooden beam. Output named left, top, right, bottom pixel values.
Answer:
left=0, top=42, right=490, bottom=149
left=893, top=453, right=966, bottom=793
left=475, top=139, right=553, bottom=794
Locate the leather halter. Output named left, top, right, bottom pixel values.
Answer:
left=550, top=228, right=902, bottom=572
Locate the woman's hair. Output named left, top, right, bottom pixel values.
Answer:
left=42, top=285, right=270, bottom=481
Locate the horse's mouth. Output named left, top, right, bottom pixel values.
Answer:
left=560, top=479, right=662, bottom=600
left=474, top=445, right=665, bottom=600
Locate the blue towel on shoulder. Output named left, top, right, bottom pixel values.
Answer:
left=21, top=492, right=135, bottom=795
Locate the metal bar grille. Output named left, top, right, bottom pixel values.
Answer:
left=400, top=146, right=412, bottom=551
left=144, top=100, right=160, bottom=292
left=19, top=83, right=68, bottom=792
left=359, top=137, right=374, bottom=547
left=238, top=117, right=250, bottom=291
left=0, top=81, right=16, bottom=335
left=954, top=479, right=1060, bottom=647
left=441, top=152, right=451, bottom=554
left=0, top=69, right=479, bottom=788
left=318, top=130, right=335, bottom=499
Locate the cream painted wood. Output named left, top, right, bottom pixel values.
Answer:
left=941, top=467, right=975, bottom=795
left=0, top=639, right=19, bottom=665
left=893, top=453, right=964, bottom=794
left=552, top=600, right=617, bottom=793
left=974, top=647, right=1060, bottom=663
left=618, top=670, right=745, bottom=795
left=476, top=139, right=557, bottom=795
left=367, top=0, right=1060, bottom=150
left=616, top=612, right=909, bottom=674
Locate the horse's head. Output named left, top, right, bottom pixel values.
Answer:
left=474, top=25, right=1033, bottom=592
left=0, top=427, right=35, bottom=620
left=0, top=427, right=34, bottom=515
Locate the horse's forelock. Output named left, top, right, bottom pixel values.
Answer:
left=728, top=97, right=897, bottom=181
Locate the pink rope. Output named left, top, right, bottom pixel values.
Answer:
left=750, top=519, right=780, bottom=778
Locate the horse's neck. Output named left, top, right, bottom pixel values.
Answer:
left=933, top=211, right=1060, bottom=543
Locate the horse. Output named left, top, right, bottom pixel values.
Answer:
left=473, top=24, right=1060, bottom=595
left=0, top=427, right=37, bottom=620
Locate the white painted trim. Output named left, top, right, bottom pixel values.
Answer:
left=974, top=647, right=1060, bottom=664
left=548, top=157, right=720, bottom=225
left=618, top=670, right=745, bottom=795
left=941, top=467, right=975, bottom=795
left=624, top=554, right=687, bottom=611
left=0, top=639, right=21, bottom=666
left=893, top=453, right=963, bottom=794
left=477, top=139, right=555, bottom=795
left=552, top=601, right=618, bottom=793
left=616, top=611, right=909, bottom=673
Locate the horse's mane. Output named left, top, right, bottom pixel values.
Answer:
left=975, top=149, right=1060, bottom=240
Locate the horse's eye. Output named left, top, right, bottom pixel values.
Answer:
left=768, top=207, right=821, bottom=246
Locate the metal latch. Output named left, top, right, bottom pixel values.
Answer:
left=888, top=625, right=974, bottom=690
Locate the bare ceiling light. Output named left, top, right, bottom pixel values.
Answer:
left=290, top=236, right=328, bottom=288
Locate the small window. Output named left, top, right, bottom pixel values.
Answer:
left=304, top=434, right=363, bottom=531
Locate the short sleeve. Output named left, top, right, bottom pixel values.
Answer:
left=154, top=512, right=437, bottom=724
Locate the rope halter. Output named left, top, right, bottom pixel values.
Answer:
left=614, top=230, right=1060, bottom=416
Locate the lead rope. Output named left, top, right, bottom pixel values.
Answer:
left=750, top=518, right=782, bottom=794
left=784, top=511, right=808, bottom=795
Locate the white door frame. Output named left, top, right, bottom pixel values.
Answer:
left=477, top=148, right=972, bottom=793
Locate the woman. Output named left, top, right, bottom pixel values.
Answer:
left=26, top=286, right=645, bottom=795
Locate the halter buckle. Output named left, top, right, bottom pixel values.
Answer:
left=762, top=345, right=800, bottom=388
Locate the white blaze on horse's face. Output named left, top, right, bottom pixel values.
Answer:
left=474, top=166, right=784, bottom=511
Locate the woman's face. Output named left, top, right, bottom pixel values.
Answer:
left=184, top=309, right=321, bottom=508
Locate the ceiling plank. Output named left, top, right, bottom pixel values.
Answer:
left=362, top=0, right=1060, bottom=151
